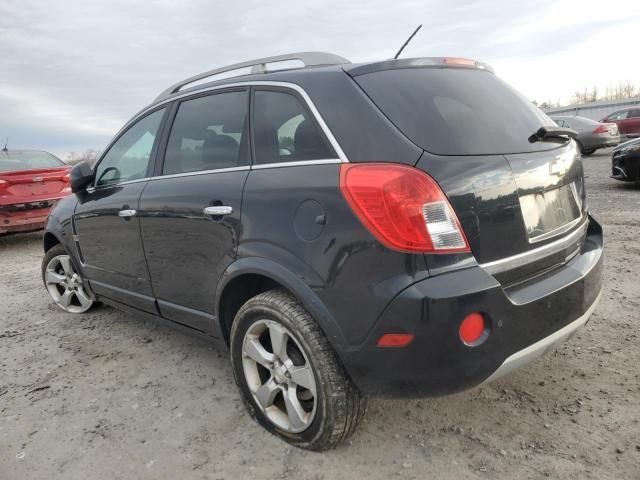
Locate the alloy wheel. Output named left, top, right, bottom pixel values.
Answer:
left=44, top=254, right=93, bottom=313
left=241, top=319, right=317, bottom=433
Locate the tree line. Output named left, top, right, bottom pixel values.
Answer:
left=535, top=81, right=639, bottom=109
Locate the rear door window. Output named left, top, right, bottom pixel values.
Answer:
left=162, top=90, right=249, bottom=175
left=252, top=89, right=336, bottom=164
left=353, top=68, right=557, bottom=156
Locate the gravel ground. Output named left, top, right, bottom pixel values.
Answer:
left=1, top=149, right=639, bottom=479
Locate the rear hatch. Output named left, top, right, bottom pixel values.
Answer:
left=347, top=61, right=587, bottom=282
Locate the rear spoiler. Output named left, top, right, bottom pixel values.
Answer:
left=344, top=57, right=494, bottom=77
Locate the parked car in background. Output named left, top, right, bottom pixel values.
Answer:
left=611, top=137, right=640, bottom=184
left=552, top=115, right=619, bottom=155
left=600, top=108, right=640, bottom=139
left=0, top=149, right=71, bottom=235
left=42, top=52, right=603, bottom=450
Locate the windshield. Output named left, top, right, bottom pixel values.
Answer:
left=354, top=68, right=557, bottom=156
left=0, top=151, right=65, bottom=172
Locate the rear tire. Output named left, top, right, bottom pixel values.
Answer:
left=230, top=289, right=366, bottom=450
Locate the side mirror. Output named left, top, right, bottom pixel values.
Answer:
left=70, top=161, right=94, bottom=193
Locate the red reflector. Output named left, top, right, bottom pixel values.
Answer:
left=377, top=333, right=415, bottom=348
left=459, top=313, right=486, bottom=346
left=340, top=163, right=470, bottom=253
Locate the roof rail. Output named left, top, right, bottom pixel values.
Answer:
left=154, top=51, right=350, bottom=102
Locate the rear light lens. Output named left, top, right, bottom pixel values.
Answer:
left=377, top=333, right=415, bottom=348
left=0, top=179, right=7, bottom=190
left=459, top=312, right=488, bottom=346
left=62, top=172, right=71, bottom=183
left=340, top=163, right=470, bottom=253
left=442, top=57, right=477, bottom=66
left=593, top=125, right=609, bottom=133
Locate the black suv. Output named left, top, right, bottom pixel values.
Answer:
left=42, top=52, right=604, bottom=450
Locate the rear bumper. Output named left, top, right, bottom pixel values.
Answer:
left=0, top=204, right=57, bottom=234
left=340, top=215, right=604, bottom=397
left=582, top=135, right=620, bottom=150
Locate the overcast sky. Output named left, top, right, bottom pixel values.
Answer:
left=1, top=0, right=639, bottom=158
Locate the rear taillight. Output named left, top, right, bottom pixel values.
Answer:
left=62, top=172, right=71, bottom=183
left=593, top=125, right=609, bottom=133
left=339, top=163, right=470, bottom=253
left=0, top=179, right=8, bottom=192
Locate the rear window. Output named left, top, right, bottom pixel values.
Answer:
left=354, top=68, right=556, bottom=156
left=0, top=151, right=64, bottom=172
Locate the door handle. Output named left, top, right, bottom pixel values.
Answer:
left=203, top=206, right=233, bottom=216
left=118, top=209, right=137, bottom=218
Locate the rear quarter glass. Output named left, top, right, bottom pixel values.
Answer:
left=353, top=68, right=558, bottom=156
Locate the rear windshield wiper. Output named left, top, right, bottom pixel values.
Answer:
left=528, top=126, right=578, bottom=144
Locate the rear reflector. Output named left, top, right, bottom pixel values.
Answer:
left=459, top=313, right=487, bottom=346
left=340, top=163, right=470, bottom=253
left=377, top=333, right=415, bottom=348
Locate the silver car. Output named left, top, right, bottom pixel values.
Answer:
left=552, top=115, right=620, bottom=155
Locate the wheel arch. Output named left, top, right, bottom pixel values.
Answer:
left=43, top=231, right=62, bottom=252
left=215, top=257, right=347, bottom=351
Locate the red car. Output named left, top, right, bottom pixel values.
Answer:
left=0, top=149, right=72, bottom=235
left=601, top=108, right=640, bottom=139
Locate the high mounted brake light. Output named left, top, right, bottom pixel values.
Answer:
left=340, top=164, right=470, bottom=253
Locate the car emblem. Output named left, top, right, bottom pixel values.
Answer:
left=32, top=176, right=44, bottom=183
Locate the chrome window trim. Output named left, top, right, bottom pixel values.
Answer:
left=86, top=177, right=150, bottom=193
left=252, top=159, right=342, bottom=170
left=116, top=80, right=348, bottom=160
left=148, top=166, right=250, bottom=182
left=480, top=216, right=589, bottom=276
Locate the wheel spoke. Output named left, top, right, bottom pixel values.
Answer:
left=289, top=364, right=316, bottom=394
left=283, top=386, right=307, bottom=431
left=254, top=378, right=279, bottom=409
left=59, top=289, right=72, bottom=307
left=45, top=270, right=66, bottom=285
left=59, top=256, right=73, bottom=275
left=268, top=323, right=289, bottom=360
left=244, top=337, right=274, bottom=368
left=75, top=287, right=92, bottom=308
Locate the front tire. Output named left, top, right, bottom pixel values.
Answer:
left=42, top=244, right=94, bottom=313
left=230, top=289, right=366, bottom=450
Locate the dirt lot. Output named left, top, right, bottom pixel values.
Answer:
left=1, top=150, right=639, bottom=479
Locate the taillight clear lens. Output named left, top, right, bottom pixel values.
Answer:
left=340, top=163, right=470, bottom=253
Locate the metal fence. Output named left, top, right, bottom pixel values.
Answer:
left=544, top=97, right=640, bottom=121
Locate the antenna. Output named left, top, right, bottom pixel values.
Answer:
left=394, top=24, right=422, bottom=59
left=2, top=137, right=7, bottom=152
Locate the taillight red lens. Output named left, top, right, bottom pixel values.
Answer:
left=0, top=179, right=8, bottom=192
left=340, top=163, right=470, bottom=253
left=593, top=125, right=608, bottom=133
left=62, top=172, right=71, bottom=183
